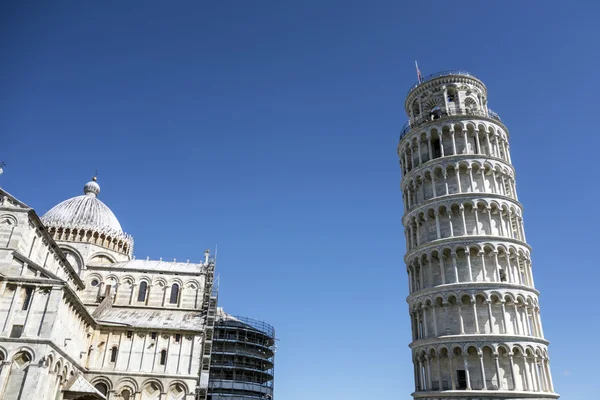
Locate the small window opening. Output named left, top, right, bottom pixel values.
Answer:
left=447, top=89, right=456, bottom=102
left=137, top=281, right=147, bottom=302
left=175, top=334, right=181, bottom=343
left=10, top=325, right=23, bottom=338
left=151, top=332, right=157, bottom=340
left=91, top=279, right=99, bottom=287
left=110, top=346, right=118, bottom=363
left=499, top=269, right=507, bottom=282
left=126, top=331, right=133, bottom=339
left=22, top=287, right=33, bottom=310
left=169, top=283, right=179, bottom=304
left=432, top=138, right=442, bottom=159
left=456, top=370, right=467, bottom=389
left=160, top=349, right=167, bottom=365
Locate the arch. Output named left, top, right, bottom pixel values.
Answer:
left=91, top=376, right=113, bottom=393
left=120, top=275, right=135, bottom=285
left=141, top=380, right=164, bottom=400
left=116, top=377, right=139, bottom=393
left=0, top=214, right=18, bottom=226
left=5, top=351, right=33, bottom=399
left=87, top=251, right=117, bottom=265
left=166, top=381, right=188, bottom=400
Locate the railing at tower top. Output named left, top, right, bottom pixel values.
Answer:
left=399, top=108, right=502, bottom=142
left=407, top=70, right=480, bottom=95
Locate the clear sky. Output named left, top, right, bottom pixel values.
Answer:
left=1, top=1, right=599, bottom=398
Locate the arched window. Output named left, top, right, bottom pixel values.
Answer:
left=4, top=352, right=31, bottom=397
left=110, top=346, right=118, bottom=363
left=94, top=383, right=108, bottom=396
left=121, top=389, right=131, bottom=400
left=169, top=284, right=179, bottom=304
left=137, top=281, right=148, bottom=302
left=160, top=349, right=167, bottom=365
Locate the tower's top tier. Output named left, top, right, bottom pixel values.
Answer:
left=404, top=70, right=488, bottom=120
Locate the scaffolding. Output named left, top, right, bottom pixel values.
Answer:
left=208, top=312, right=276, bottom=400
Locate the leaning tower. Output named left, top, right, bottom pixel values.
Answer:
left=398, top=71, right=558, bottom=399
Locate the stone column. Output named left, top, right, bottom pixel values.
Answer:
left=508, top=353, right=517, bottom=390
left=465, top=250, right=473, bottom=282
left=450, top=130, right=457, bottom=155
left=451, top=253, right=459, bottom=283
left=432, top=305, right=438, bottom=336
left=449, top=356, right=456, bottom=390
left=472, top=299, right=479, bottom=333
left=0, top=361, right=12, bottom=397
left=523, top=356, right=532, bottom=391
left=479, top=353, right=487, bottom=389
left=427, top=134, right=433, bottom=160
left=442, top=171, right=449, bottom=195
left=457, top=302, right=465, bottom=334
left=500, top=302, right=508, bottom=334
left=493, top=251, right=501, bottom=282
left=434, top=211, right=441, bottom=239
left=456, top=167, right=462, bottom=192
left=426, top=356, right=433, bottom=390
left=474, top=208, right=481, bottom=235
left=486, top=301, right=494, bottom=334
left=545, top=359, right=555, bottom=392
left=436, top=356, right=443, bottom=390
left=418, top=359, right=424, bottom=390
left=494, top=354, right=503, bottom=389
left=460, top=206, right=467, bottom=235
left=439, top=255, right=446, bottom=285
left=464, top=358, right=472, bottom=390
left=422, top=307, right=429, bottom=338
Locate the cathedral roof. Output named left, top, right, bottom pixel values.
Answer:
left=42, top=177, right=125, bottom=236
left=96, top=308, right=205, bottom=331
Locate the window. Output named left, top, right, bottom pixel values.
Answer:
left=10, top=325, right=23, bottom=338
left=94, top=383, right=108, bottom=396
left=160, top=350, right=167, bottom=365
left=137, top=281, right=148, bottom=302
left=91, top=279, right=99, bottom=287
left=151, top=332, right=157, bottom=340
left=126, top=331, right=133, bottom=339
left=110, top=347, right=118, bottom=363
left=456, top=370, right=467, bottom=389
left=175, top=334, right=181, bottom=343
left=432, top=138, right=442, bottom=159
left=447, top=88, right=456, bottom=102
left=499, top=269, right=507, bottom=282
left=22, top=287, right=33, bottom=311
left=169, top=284, right=179, bottom=304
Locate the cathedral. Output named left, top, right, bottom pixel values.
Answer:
left=0, top=178, right=275, bottom=400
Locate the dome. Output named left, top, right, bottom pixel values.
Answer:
left=42, top=177, right=133, bottom=257
left=42, top=178, right=127, bottom=238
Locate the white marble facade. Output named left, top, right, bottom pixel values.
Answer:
left=0, top=179, right=217, bottom=400
left=399, top=71, right=558, bottom=399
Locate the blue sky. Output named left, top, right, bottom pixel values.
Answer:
left=2, top=1, right=599, bottom=398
